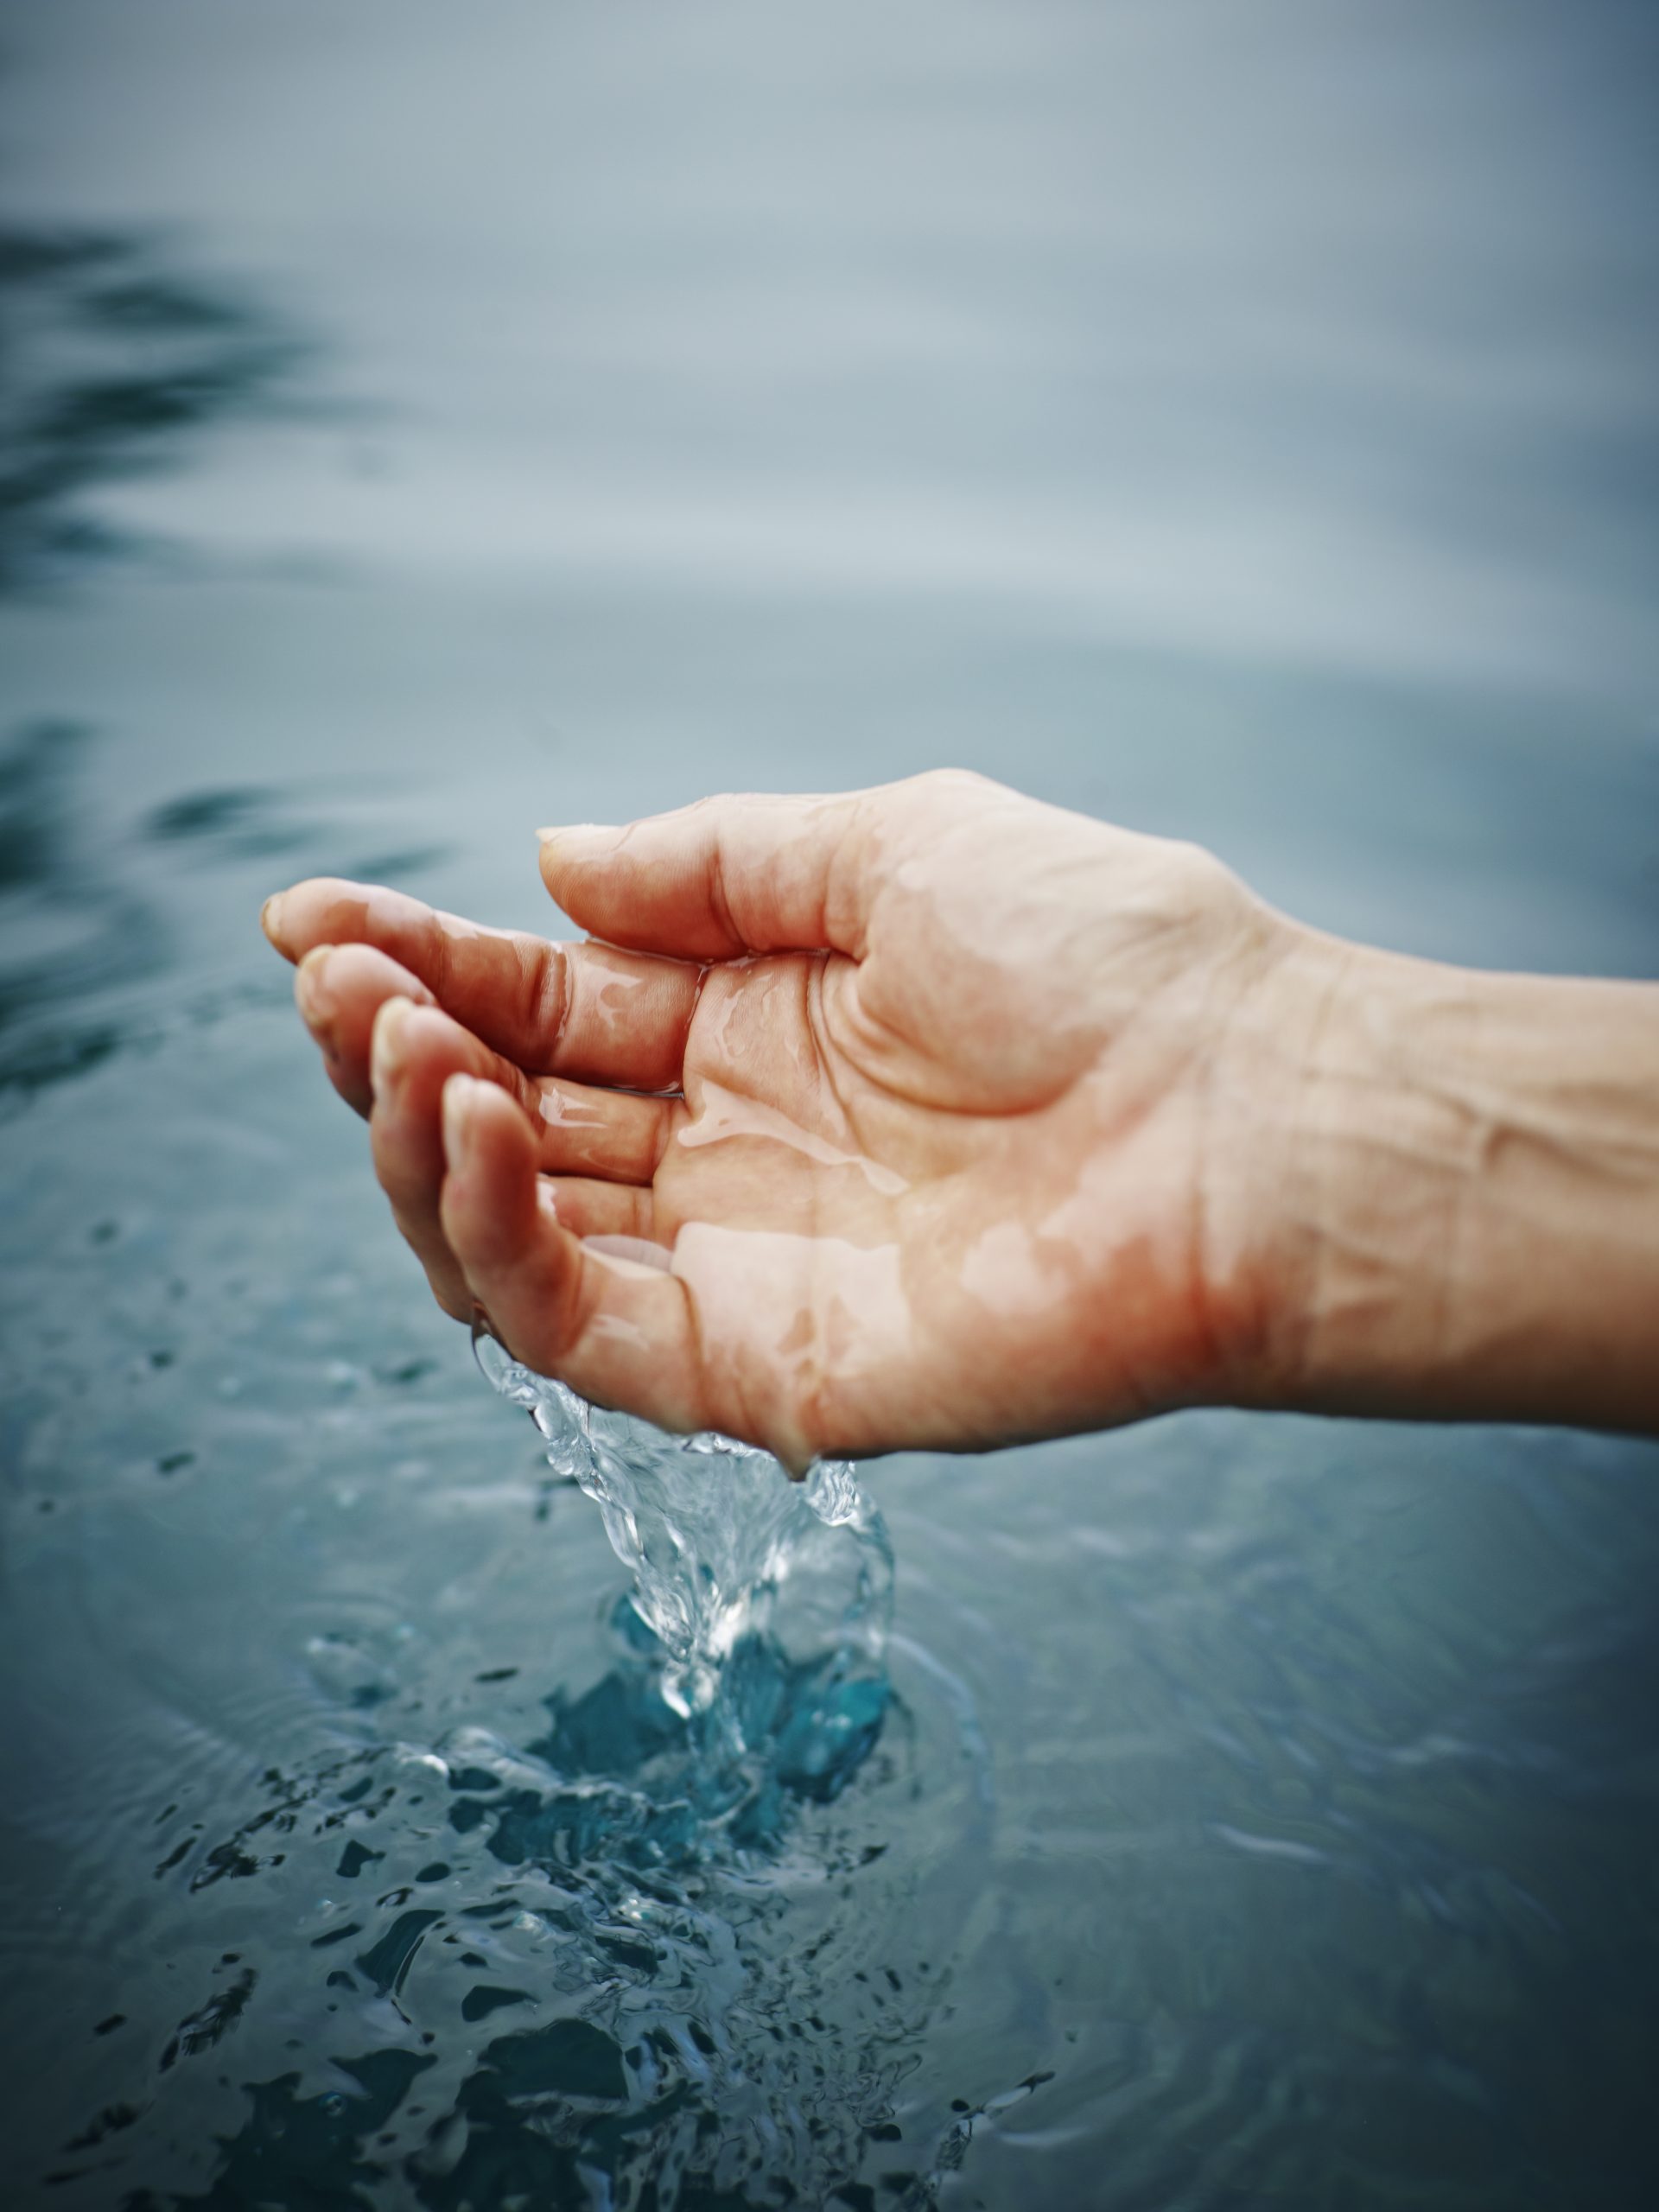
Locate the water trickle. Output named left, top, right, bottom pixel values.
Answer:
left=473, top=1319, right=893, bottom=1788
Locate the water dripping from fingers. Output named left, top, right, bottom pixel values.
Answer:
left=471, top=1314, right=893, bottom=1803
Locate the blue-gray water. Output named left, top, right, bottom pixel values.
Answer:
left=3, top=3, right=1658, bottom=2204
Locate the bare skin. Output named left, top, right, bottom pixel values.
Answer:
left=261, top=771, right=1659, bottom=1467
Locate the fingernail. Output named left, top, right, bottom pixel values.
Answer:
left=537, top=823, right=618, bottom=852
left=370, top=995, right=415, bottom=1094
left=260, top=891, right=289, bottom=946
left=442, top=1072, right=485, bottom=1162
left=294, top=946, right=336, bottom=1035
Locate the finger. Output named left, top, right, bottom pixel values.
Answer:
left=264, top=878, right=702, bottom=1090
left=368, top=1004, right=671, bottom=1320
left=533, top=1077, right=676, bottom=1184
left=368, top=1001, right=474, bottom=1318
left=367, top=995, right=675, bottom=1184
left=438, top=1075, right=708, bottom=1433
left=537, top=789, right=877, bottom=961
left=295, top=943, right=435, bottom=1117
left=538, top=1177, right=656, bottom=1242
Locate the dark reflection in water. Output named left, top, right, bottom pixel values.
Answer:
left=0, top=718, right=162, bottom=1090
left=0, top=228, right=340, bottom=1096
left=0, top=719, right=452, bottom=1099
left=0, top=226, right=309, bottom=594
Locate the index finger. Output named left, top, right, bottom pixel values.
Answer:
left=262, top=879, right=702, bottom=1091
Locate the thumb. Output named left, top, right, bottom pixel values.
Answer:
left=537, top=789, right=876, bottom=961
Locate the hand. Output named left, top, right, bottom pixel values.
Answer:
left=261, top=772, right=1317, bottom=1465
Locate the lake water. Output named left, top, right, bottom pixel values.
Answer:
left=3, top=3, right=1658, bottom=2205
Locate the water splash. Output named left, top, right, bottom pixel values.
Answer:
left=39, top=1344, right=953, bottom=2208
left=473, top=1319, right=893, bottom=1777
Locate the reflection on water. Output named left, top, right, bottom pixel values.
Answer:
left=0, top=715, right=275, bottom=1096
left=0, top=718, right=166, bottom=1091
left=0, top=229, right=329, bottom=1096
left=0, top=225, right=308, bottom=594
left=0, top=717, right=453, bottom=1102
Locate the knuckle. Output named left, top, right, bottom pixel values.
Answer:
left=1166, top=837, right=1235, bottom=907
left=912, top=766, right=991, bottom=799
left=523, top=938, right=569, bottom=1061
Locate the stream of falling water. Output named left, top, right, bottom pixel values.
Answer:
left=472, top=1320, right=895, bottom=1832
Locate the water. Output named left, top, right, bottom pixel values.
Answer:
left=3, top=3, right=1659, bottom=2205
left=474, top=1319, right=892, bottom=1738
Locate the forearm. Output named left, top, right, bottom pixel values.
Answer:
left=1251, top=937, right=1659, bottom=1432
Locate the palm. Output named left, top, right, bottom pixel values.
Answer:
left=610, top=863, right=1239, bottom=1454
left=265, top=773, right=1268, bottom=1462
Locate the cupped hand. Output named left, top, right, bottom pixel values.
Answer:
left=262, top=772, right=1323, bottom=1465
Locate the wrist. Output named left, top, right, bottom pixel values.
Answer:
left=1235, top=936, right=1659, bottom=1430
left=1267, top=938, right=1481, bottom=1416
left=1196, top=917, right=1376, bottom=1412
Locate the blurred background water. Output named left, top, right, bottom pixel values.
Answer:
left=3, top=2, right=1658, bottom=2204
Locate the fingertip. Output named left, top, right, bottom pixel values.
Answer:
left=440, top=1070, right=487, bottom=1166
left=293, top=944, right=337, bottom=1030
left=442, top=1064, right=530, bottom=1157
left=259, top=874, right=404, bottom=965
left=440, top=1074, right=549, bottom=1301
left=261, top=889, right=292, bottom=955
left=371, top=992, right=417, bottom=1097
left=537, top=823, right=620, bottom=896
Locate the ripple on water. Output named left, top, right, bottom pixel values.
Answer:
left=39, top=1346, right=993, bottom=2209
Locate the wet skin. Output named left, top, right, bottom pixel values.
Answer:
left=261, top=772, right=1309, bottom=1466
left=264, top=771, right=1659, bottom=1465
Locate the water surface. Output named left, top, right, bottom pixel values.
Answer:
left=3, top=4, right=1658, bottom=2205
